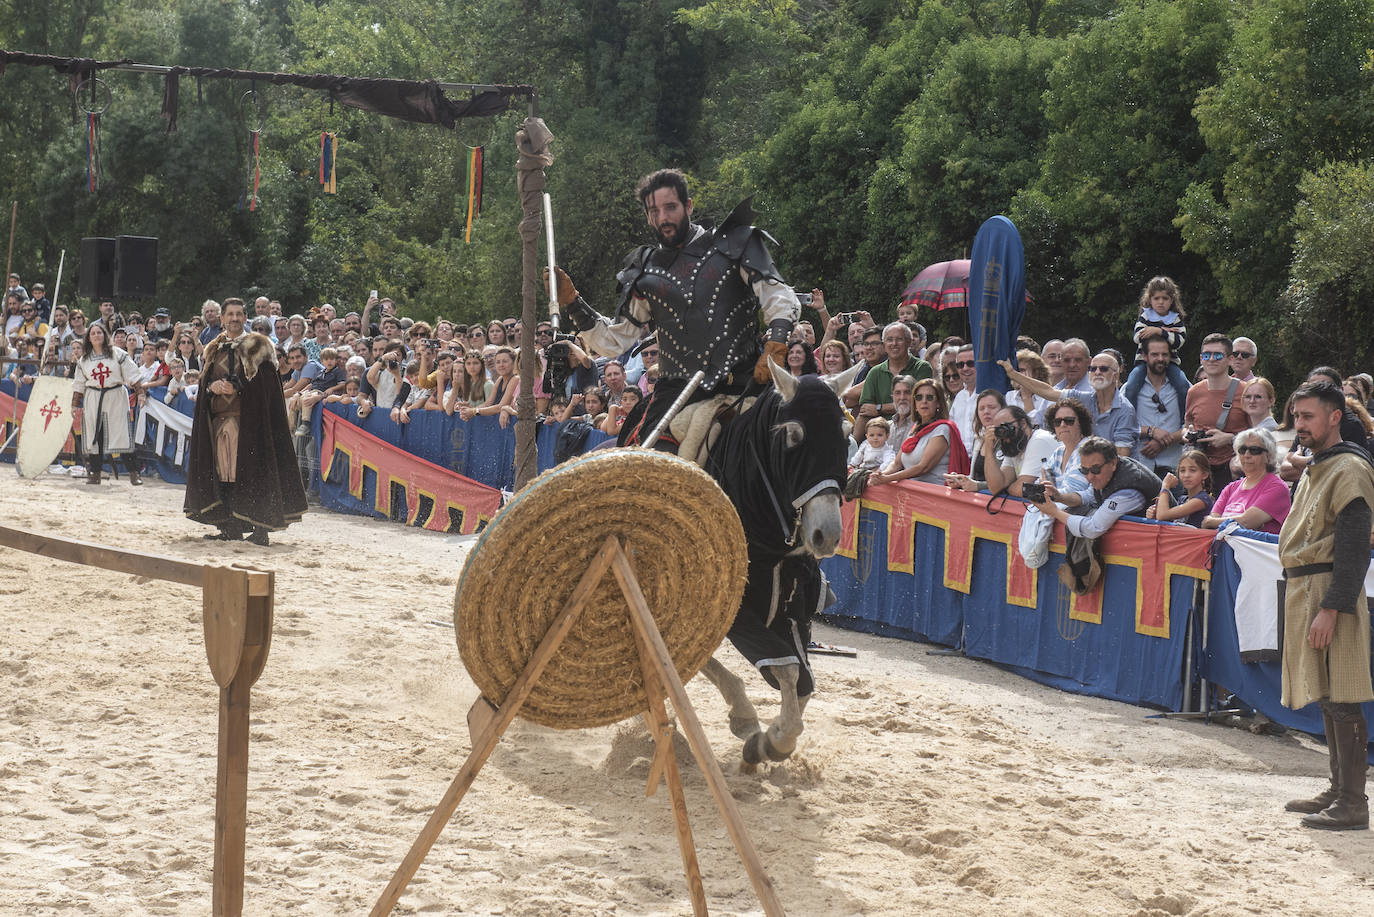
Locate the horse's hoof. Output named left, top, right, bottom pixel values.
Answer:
left=744, top=730, right=794, bottom=764
left=742, top=731, right=767, bottom=766
left=739, top=760, right=759, bottom=775
left=729, top=714, right=761, bottom=741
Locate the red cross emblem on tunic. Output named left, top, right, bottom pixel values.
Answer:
left=39, top=397, right=62, bottom=432
left=91, top=361, right=111, bottom=387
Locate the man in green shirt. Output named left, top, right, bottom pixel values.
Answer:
left=858, top=321, right=932, bottom=422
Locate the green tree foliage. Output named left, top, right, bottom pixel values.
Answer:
left=1178, top=0, right=1374, bottom=322
left=0, top=0, right=1370, bottom=383
left=1010, top=0, right=1231, bottom=345
left=1278, top=161, right=1374, bottom=377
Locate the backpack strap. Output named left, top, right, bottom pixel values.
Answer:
left=1215, top=378, right=1241, bottom=431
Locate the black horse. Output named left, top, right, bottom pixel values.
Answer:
left=698, top=359, right=852, bottom=766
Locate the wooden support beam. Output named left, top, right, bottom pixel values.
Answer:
left=371, top=535, right=620, bottom=917
left=611, top=544, right=786, bottom=917
left=1, top=523, right=195, bottom=588
left=0, top=523, right=275, bottom=917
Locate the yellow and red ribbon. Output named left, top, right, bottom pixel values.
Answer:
left=464, top=145, right=483, bottom=243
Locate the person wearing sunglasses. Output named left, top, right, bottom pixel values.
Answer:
left=1201, top=427, right=1291, bottom=535
left=1000, top=349, right=1139, bottom=459
left=1124, top=330, right=1187, bottom=476
left=948, top=343, right=981, bottom=449
left=1184, top=332, right=1252, bottom=495
left=872, top=379, right=969, bottom=487
left=1026, top=435, right=1161, bottom=539
left=1228, top=337, right=1258, bottom=382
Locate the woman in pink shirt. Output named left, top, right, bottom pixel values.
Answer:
left=1202, top=427, right=1291, bottom=534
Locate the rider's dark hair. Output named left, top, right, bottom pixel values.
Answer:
left=636, top=168, right=690, bottom=209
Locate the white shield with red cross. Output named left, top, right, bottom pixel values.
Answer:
left=16, top=376, right=76, bottom=478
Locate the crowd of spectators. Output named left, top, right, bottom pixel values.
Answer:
left=6, top=268, right=1374, bottom=549
left=826, top=276, right=1374, bottom=554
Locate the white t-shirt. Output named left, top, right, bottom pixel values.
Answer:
left=851, top=441, right=895, bottom=472
left=900, top=425, right=951, bottom=484
left=1000, top=428, right=1058, bottom=481
left=1007, top=389, right=1050, bottom=427
left=950, top=388, right=977, bottom=453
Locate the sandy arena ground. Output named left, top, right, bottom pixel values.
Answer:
left=3, top=473, right=1374, bottom=916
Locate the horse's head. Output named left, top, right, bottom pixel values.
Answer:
left=765, top=359, right=851, bottom=558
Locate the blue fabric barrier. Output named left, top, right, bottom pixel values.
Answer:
left=821, top=501, right=1203, bottom=711
left=311, top=405, right=614, bottom=523
left=0, top=377, right=35, bottom=464
left=824, top=503, right=963, bottom=647
left=310, top=403, right=613, bottom=494
left=959, top=537, right=1195, bottom=710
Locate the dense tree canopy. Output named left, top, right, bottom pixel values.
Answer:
left=2, top=0, right=1371, bottom=387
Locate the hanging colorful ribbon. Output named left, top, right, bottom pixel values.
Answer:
left=85, top=112, right=100, bottom=192
left=464, top=145, right=484, bottom=243
left=75, top=77, right=110, bottom=194
left=240, top=86, right=263, bottom=211
left=319, top=131, right=338, bottom=194
left=247, top=128, right=261, bottom=210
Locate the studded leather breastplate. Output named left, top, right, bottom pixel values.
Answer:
left=624, top=230, right=759, bottom=391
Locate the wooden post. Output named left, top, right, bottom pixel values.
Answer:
left=611, top=544, right=786, bottom=917
left=374, top=535, right=783, bottom=917
left=0, top=525, right=278, bottom=915
left=632, top=608, right=708, bottom=915
left=203, top=566, right=274, bottom=917
left=5, top=201, right=15, bottom=290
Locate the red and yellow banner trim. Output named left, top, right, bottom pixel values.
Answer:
left=838, top=481, right=1213, bottom=638
left=320, top=411, right=499, bottom=535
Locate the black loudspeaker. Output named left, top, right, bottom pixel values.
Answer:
left=78, top=237, right=116, bottom=299
left=114, top=235, right=158, bottom=298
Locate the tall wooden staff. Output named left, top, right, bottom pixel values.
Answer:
left=37, top=250, right=65, bottom=372
left=544, top=193, right=559, bottom=332
left=4, top=201, right=15, bottom=290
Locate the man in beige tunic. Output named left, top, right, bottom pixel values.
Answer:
left=1280, top=380, right=1374, bottom=830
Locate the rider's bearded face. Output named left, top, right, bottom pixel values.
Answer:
left=643, top=187, right=692, bottom=247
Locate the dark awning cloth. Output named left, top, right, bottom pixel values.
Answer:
left=1, top=50, right=530, bottom=130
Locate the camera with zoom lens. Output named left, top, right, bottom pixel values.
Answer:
left=1184, top=429, right=1206, bottom=445
left=543, top=336, right=578, bottom=396
left=385, top=358, right=400, bottom=370
left=1021, top=482, right=1047, bottom=503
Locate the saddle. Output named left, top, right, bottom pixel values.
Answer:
left=670, top=394, right=756, bottom=468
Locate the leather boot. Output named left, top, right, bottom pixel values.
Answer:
left=86, top=458, right=102, bottom=485
left=1287, top=709, right=1340, bottom=813
left=123, top=455, right=142, bottom=486
left=1303, top=710, right=1369, bottom=830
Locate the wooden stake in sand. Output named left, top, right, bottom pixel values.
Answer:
left=0, top=524, right=273, bottom=917
left=371, top=534, right=784, bottom=917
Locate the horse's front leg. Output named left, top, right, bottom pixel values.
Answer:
left=700, top=655, right=761, bottom=739
left=743, top=663, right=808, bottom=765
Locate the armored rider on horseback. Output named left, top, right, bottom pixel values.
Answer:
left=547, top=168, right=801, bottom=453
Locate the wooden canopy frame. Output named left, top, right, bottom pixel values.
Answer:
left=0, top=48, right=551, bottom=490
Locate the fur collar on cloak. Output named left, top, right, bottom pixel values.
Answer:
left=203, top=331, right=276, bottom=380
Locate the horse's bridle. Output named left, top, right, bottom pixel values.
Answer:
left=746, top=434, right=840, bottom=549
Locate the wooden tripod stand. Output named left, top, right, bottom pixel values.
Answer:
left=371, top=534, right=786, bottom=916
